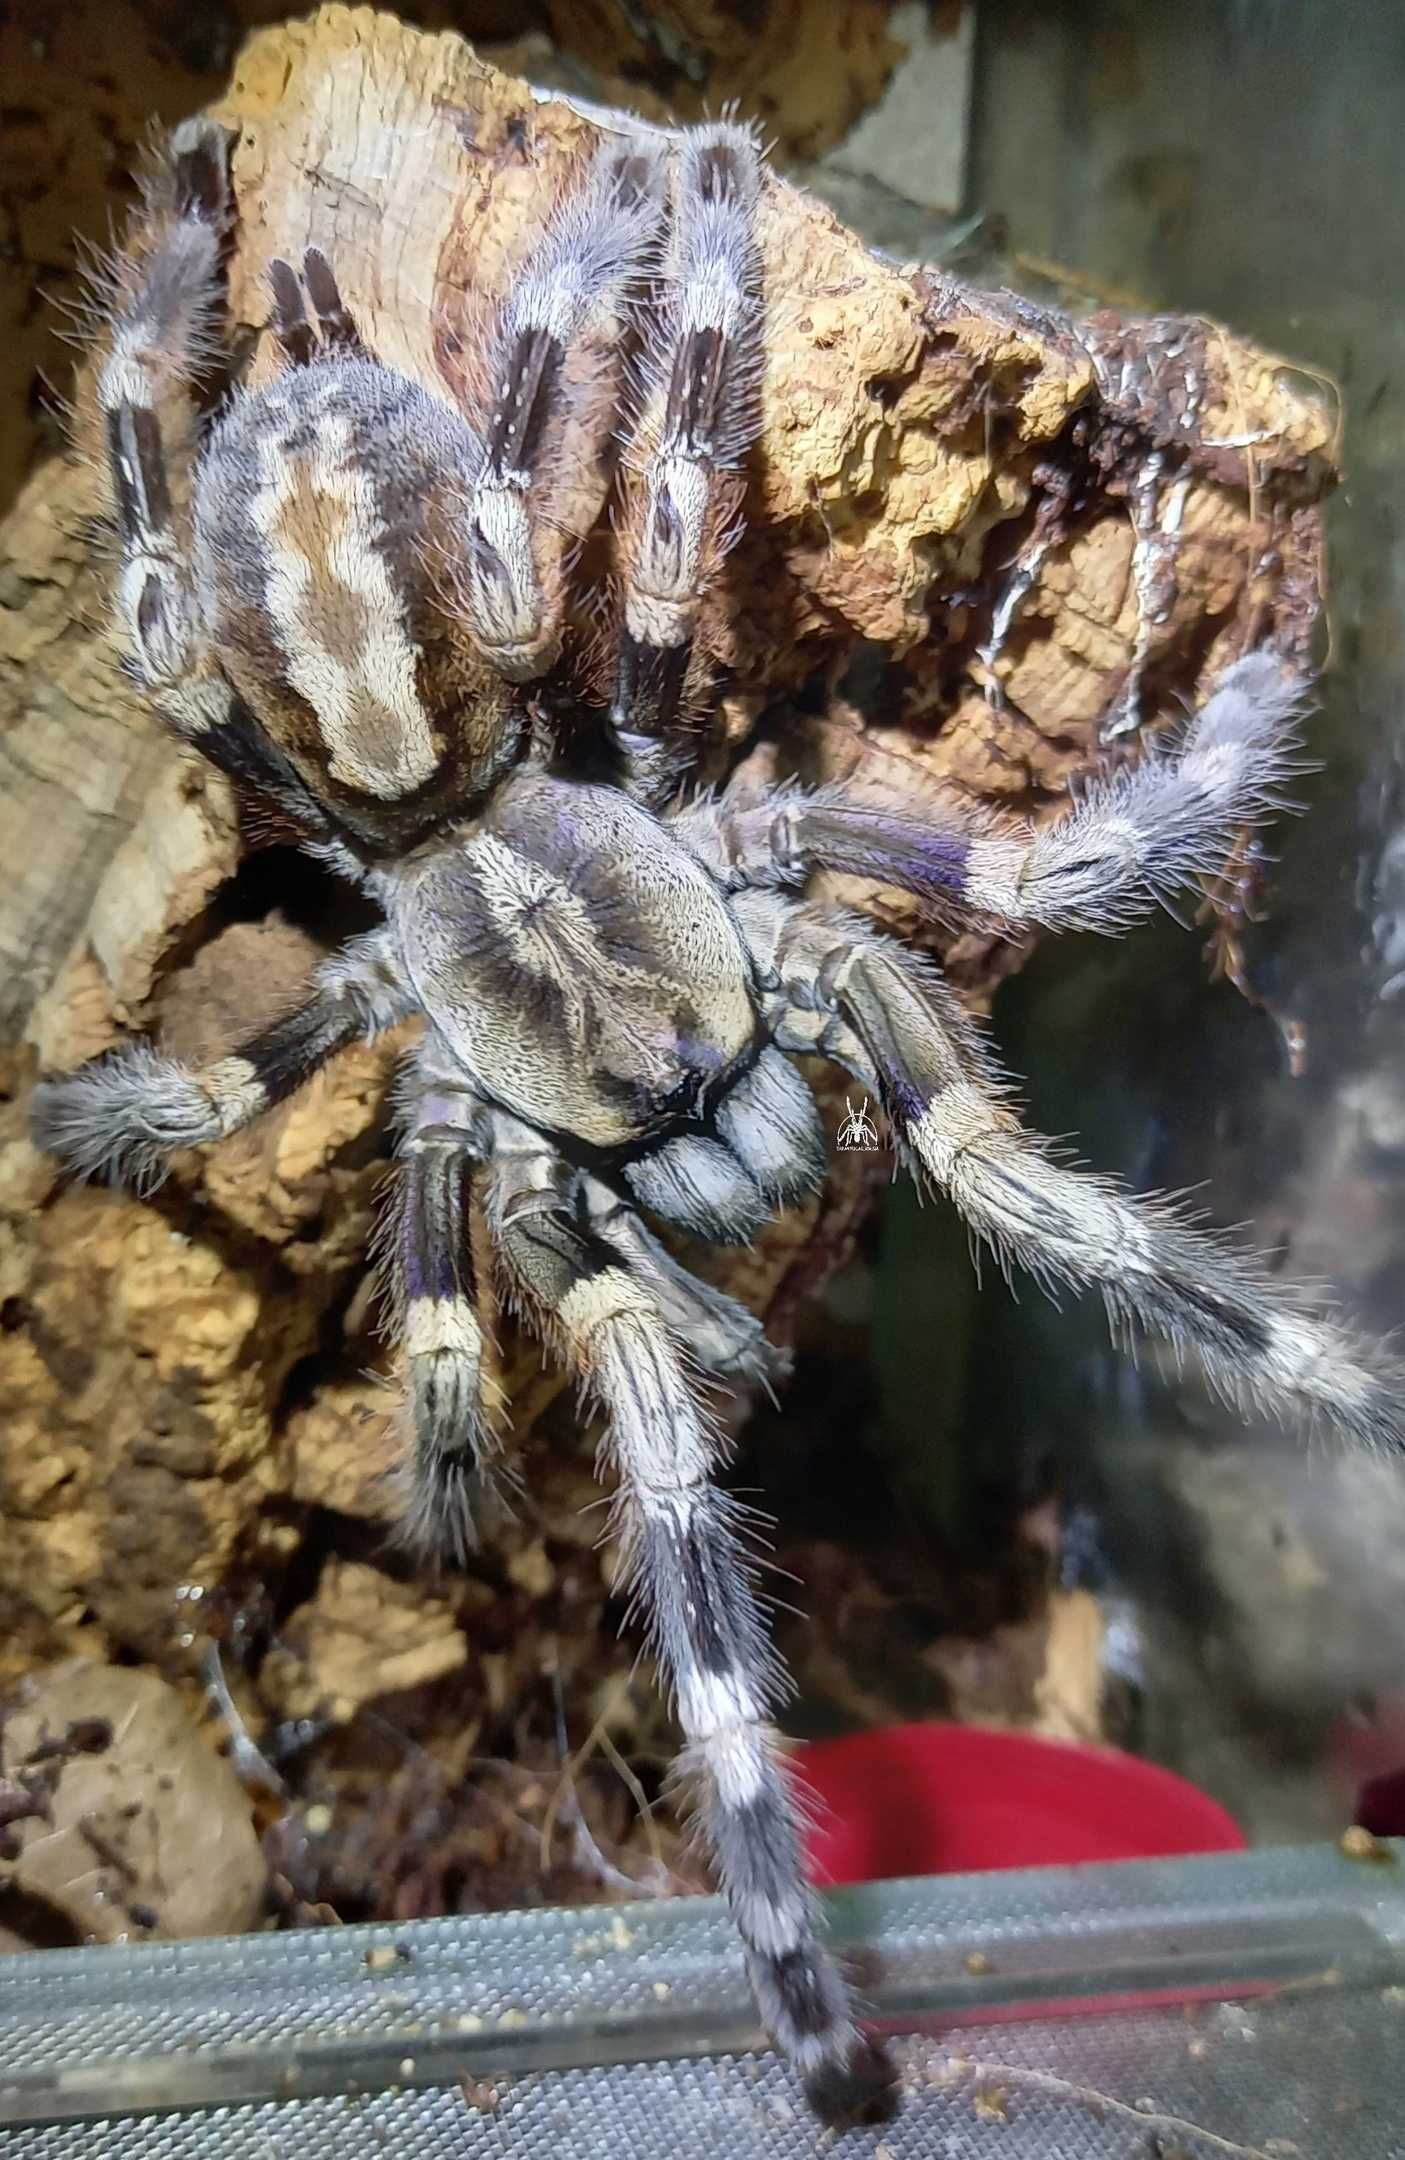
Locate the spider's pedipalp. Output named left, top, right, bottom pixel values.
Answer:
left=459, top=135, right=668, bottom=683
left=487, top=1134, right=892, bottom=2125
left=383, top=1060, right=505, bottom=1563
left=768, top=902, right=1405, bottom=1457
left=33, top=929, right=414, bottom=1192
left=613, top=121, right=765, bottom=766
left=693, top=650, right=1308, bottom=933
left=623, top=1131, right=769, bottom=1242
left=714, top=1045, right=827, bottom=1206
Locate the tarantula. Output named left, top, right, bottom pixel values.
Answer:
left=32, top=115, right=1405, bottom=2124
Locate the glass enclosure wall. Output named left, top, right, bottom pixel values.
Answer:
left=962, top=0, right=1405, bottom=1837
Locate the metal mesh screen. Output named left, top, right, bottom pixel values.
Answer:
left=3, top=1845, right=1403, bottom=2157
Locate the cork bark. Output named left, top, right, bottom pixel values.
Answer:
left=0, top=7, right=1335, bottom=1932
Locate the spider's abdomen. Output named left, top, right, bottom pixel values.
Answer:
left=390, top=775, right=759, bottom=1150
left=192, top=356, right=523, bottom=851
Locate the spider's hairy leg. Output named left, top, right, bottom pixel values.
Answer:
left=32, top=929, right=414, bottom=1193
left=685, top=651, right=1308, bottom=933
left=459, top=135, right=669, bottom=682
left=88, top=126, right=339, bottom=835
left=382, top=1053, right=504, bottom=1563
left=95, top=120, right=233, bottom=711
left=760, top=899, right=1405, bottom=1455
left=581, top=1175, right=789, bottom=1389
left=486, top=1127, right=894, bottom=2126
left=612, top=122, right=765, bottom=781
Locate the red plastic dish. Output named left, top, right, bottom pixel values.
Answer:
left=792, top=1721, right=1246, bottom=1885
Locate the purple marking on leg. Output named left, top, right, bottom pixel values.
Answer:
left=402, top=1231, right=460, bottom=1305
left=799, top=806, right=971, bottom=904
left=401, top=1151, right=473, bottom=1306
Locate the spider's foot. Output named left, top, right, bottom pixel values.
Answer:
left=395, top=1376, right=512, bottom=1571
left=393, top=1451, right=501, bottom=1571
left=803, top=2035, right=901, bottom=2130
left=31, top=1047, right=220, bottom=1192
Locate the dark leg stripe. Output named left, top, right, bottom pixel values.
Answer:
left=302, top=247, right=361, bottom=348
left=610, top=150, right=660, bottom=210
left=389, top=1111, right=500, bottom=1564
left=105, top=406, right=172, bottom=541
left=797, top=801, right=972, bottom=908
left=500, top=1207, right=617, bottom=1314
left=611, top=629, right=692, bottom=742
left=268, top=257, right=316, bottom=366
left=237, top=997, right=364, bottom=1102
left=694, top=135, right=749, bottom=204
left=632, top=1498, right=772, bottom=1686
left=170, top=122, right=230, bottom=223
left=192, top=703, right=334, bottom=838
left=830, top=958, right=945, bottom=1129
left=665, top=324, right=726, bottom=457
left=485, top=325, right=564, bottom=482
left=105, top=410, right=143, bottom=541
left=400, top=1146, right=475, bottom=1308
